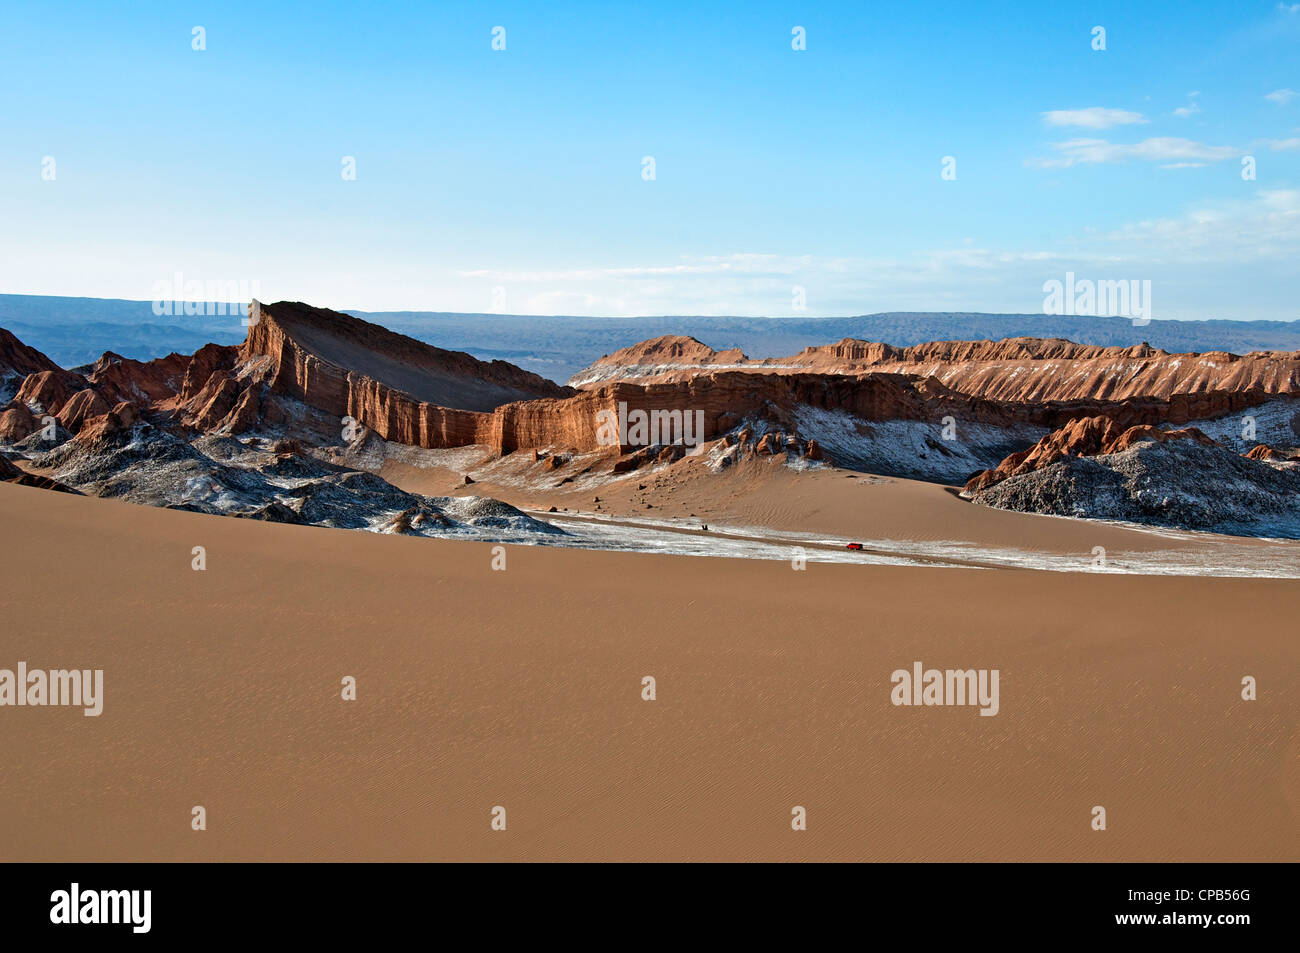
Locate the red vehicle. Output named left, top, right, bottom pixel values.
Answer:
left=845, top=542, right=864, bottom=551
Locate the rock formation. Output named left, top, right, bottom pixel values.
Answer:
left=571, top=333, right=1300, bottom=407
left=964, top=416, right=1218, bottom=493
left=968, top=438, right=1300, bottom=537
left=5, top=302, right=1300, bottom=538
left=0, top=327, right=59, bottom=372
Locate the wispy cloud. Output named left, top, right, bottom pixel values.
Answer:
left=1259, top=136, right=1300, bottom=150
left=449, top=192, right=1300, bottom=318
left=1105, top=189, right=1300, bottom=262
left=1041, top=107, right=1148, bottom=129
left=1172, top=91, right=1201, bottom=117
left=1265, top=87, right=1297, bottom=105
left=1030, top=137, right=1238, bottom=168
left=460, top=261, right=754, bottom=282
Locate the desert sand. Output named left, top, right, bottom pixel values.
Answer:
left=380, top=451, right=1300, bottom=560
left=1, top=477, right=1296, bottom=861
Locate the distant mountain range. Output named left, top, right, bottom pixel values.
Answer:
left=4, top=293, right=1300, bottom=383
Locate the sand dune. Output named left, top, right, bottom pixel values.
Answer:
left=1, top=480, right=1295, bottom=861
left=380, top=452, right=1300, bottom=569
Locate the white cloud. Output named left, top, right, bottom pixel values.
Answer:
left=1260, top=137, right=1300, bottom=150
left=461, top=262, right=745, bottom=282
left=1030, top=137, right=1238, bottom=168
left=1100, top=190, right=1300, bottom=269
left=524, top=289, right=628, bottom=313
left=441, top=192, right=1300, bottom=319
left=1159, top=162, right=1205, bottom=169
left=1041, top=107, right=1148, bottom=129
left=1265, top=88, right=1297, bottom=105
left=1173, top=92, right=1201, bottom=118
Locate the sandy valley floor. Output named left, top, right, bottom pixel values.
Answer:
left=0, top=479, right=1296, bottom=861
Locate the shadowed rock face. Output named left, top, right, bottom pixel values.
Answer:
left=1, top=326, right=62, bottom=407
left=25, top=416, right=557, bottom=538
left=1, top=447, right=76, bottom=492
left=0, top=328, right=59, bottom=372
left=0, top=453, right=80, bottom=494
left=243, top=300, right=572, bottom=412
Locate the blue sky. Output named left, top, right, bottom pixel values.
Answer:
left=1, top=0, right=1298, bottom=319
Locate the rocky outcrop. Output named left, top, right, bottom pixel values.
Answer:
left=3, top=302, right=577, bottom=452
left=56, top=388, right=111, bottom=433
left=969, top=438, right=1300, bottom=536
left=242, top=300, right=570, bottom=411
left=13, top=369, right=90, bottom=416
left=176, top=344, right=239, bottom=401
left=0, top=453, right=79, bottom=493
left=965, top=416, right=1218, bottom=493
left=0, top=328, right=60, bottom=379
left=181, top=371, right=244, bottom=431
left=75, top=402, right=140, bottom=447
left=1244, top=444, right=1293, bottom=463
left=224, top=384, right=261, bottom=433
left=599, top=335, right=737, bottom=366
left=234, top=501, right=304, bottom=524
left=0, top=405, right=37, bottom=442
left=380, top=503, right=453, bottom=534
left=491, top=371, right=1025, bottom=457
left=1, top=327, right=248, bottom=443
left=197, top=300, right=574, bottom=445
left=573, top=335, right=749, bottom=384
left=8, top=472, right=81, bottom=493
left=571, top=333, right=1300, bottom=407
left=84, top=351, right=192, bottom=406
left=859, top=340, right=1300, bottom=405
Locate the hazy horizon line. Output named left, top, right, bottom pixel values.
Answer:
left=1, top=291, right=1295, bottom=326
